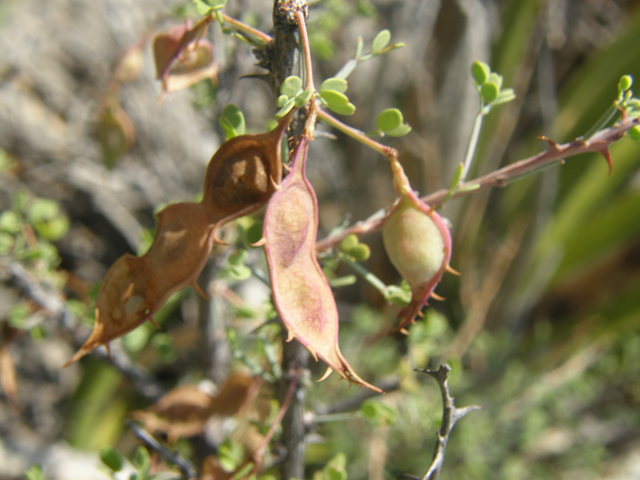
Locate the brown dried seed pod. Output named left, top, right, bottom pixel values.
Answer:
left=63, top=202, right=215, bottom=366
left=201, top=113, right=292, bottom=225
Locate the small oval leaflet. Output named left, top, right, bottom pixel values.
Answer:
left=280, top=75, right=303, bottom=98
left=371, top=29, right=391, bottom=54
left=321, top=89, right=349, bottom=107
left=320, top=77, right=348, bottom=93
left=376, top=108, right=403, bottom=132
left=481, top=82, right=499, bottom=103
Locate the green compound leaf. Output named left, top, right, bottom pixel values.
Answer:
left=132, top=446, right=151, bottom=478
left=456, top=182, right=481, bottom=194
left=619, top=74, right=633, bottom=93
left=449, top=163, right=464, bottom=190
left=0, top=232, right=14, bottom=255
left=280, top=75, right=303, bottom=98
left=371, top=29, right=391, bottom=54
left=384, top=284, right=412, bottom=307
left=339, top=233, right=359, bottom=253
left=384, top=123, right=412, bottom=137
left=360, top=399, right=398, bottom=426
left=471, top=60, right=490, bottom=85
left=274, top=97, right=296, bottom=118
left=481, top=81, right=499, bottom=103
left=100, top=447, right=124, bottom=472
left=193, top=0, right=226, bottom=15
left=294, top=88, right=314, bottom=107
left=628, top=125, right=640, bottom=142
left=376, top=108, right=403, bottom=132
left=320, top=77, right=348, bottom=93
left=219, top=439, right=245, bottom=472
left=350, top=243, right=370, bottom=261
left=328, top=102, right=356, bottom=116
left=27, top=198, right=59, bottom=223
left=228, top=249, right=248, bottom=266
left=275, top=94, right=289, bottom=108
left=320, top=89, right=349, bottom=106
left=354, top=36, right=364, bottom=59
left=491, top=88, right=516, bottom=106
left=320, top=89, right=356, bottom=115
left=487, top=72, right=503, bottom=91
left=24, top=465, right=46, bottom=480
left=34, top=216, right=69, bottom=241
left=328, top=274, right=358, bottom=287
left=228, top=264, right=251, bottom=281
left=219, top=104, right=246, bottom=140
left=326, top=465, right=347, bottom=480
left=193, top=0, right=213, bottom=15
left=0, top=210, right=22, bottom=234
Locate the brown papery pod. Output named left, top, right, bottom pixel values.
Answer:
left=64, top=202, right=215, bottom=366
left=201, top=113, right=291, bottom=227
left=262, top=138, right=382, bottom=393
left=64, top=115, right=292, bottom=367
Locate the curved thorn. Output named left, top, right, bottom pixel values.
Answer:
left=446, top=264, right=461, bottom=276
left=430, top=291, right=446, bottom=301
left=317, top=367, right=333, bottom=382
left=251, top=237, right=267, bottom=247
left=598, top=147, right=613, bottom=175
left=106, top=343, right=114, bottom=361
left=191, top=282, right=209, bottom=300
left=537, top=135, right=560, bottom=151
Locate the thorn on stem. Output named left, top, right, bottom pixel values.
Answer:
left=251, top=237, right=267, bottom=247
left=598, top=148, right=613, bottom=175
left=537, top=135, right=560, bottom=151
left=148, top=317, right=161, bottom=329
left=430, top=291, right=446, bottom=301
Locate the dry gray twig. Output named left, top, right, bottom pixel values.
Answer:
left=126, top=420, right=198, bottom=479
left=415, top=364, right=481, bottom=480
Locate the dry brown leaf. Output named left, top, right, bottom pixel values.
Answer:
left=131, top=384, right=215, bottom=443
left=131, top=373, right=255, bottom=443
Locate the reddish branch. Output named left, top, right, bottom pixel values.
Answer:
left=315, top=115, right=640, bottom=252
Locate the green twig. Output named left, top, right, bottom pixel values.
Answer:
left=460, top=109, right=485, bottom=181
left=340, top=254, right=388, bottom=294
left=219, top=12, right=272, bottom=46
left=317, top=109, right=397, bottom=160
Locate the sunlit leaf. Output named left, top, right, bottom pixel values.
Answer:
left=371, top=29, right=391, bottom=54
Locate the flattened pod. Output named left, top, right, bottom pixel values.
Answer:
left=201, top=113, right=291, bottom=224
left=64, top=202, right=215, bottom=366
left=382, top=190, right=452, bottom=332
left=263, top=138, right=382, bottom=393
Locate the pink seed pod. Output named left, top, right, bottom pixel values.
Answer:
left=382, top=189, right=452, bottom=332
left=263, top=138, right=382, bottom=393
